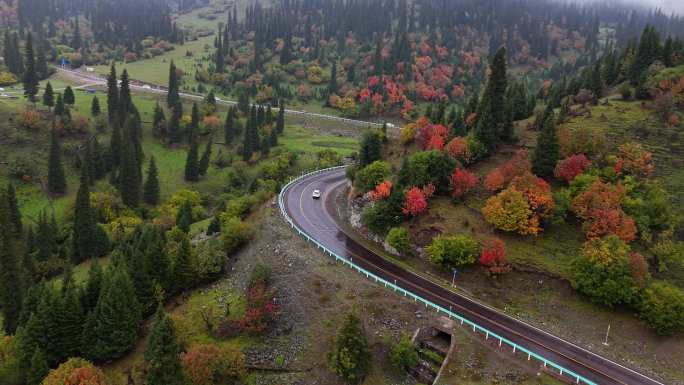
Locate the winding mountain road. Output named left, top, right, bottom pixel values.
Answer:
left=280, top=167, right=664, bottom=385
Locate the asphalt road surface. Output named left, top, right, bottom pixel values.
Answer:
left=281, top=167, right=664, bottom=385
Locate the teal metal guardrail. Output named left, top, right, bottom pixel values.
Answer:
left=278, top=166, right=598, bottom=385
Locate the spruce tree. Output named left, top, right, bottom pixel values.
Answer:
left=474, top=47, right=508, bottom=151
left=124, top=243, right=155, bottom=316
left=119, top=119, right=142, bottom=207
left=207, top=215, right=221, bottom=235
left=328, top=312, right=371, bottom=383
left=176, top=201, right=193, bottom=233
left=198, top=138, right=212, bottom=176
left=188, top=102, right=200, bottom=142
left=81, top=259, right=103, bottom=313
left=144, top=157, right=161, bottom=205
left=81, top=264, right=142, bottom=362
left=0, top=195, right=22, bottom=335
left=173, top=237, right=194, bottom=292
left=3, top=185, right=20, bottom=240
left=106, top=63, right=119, bottom=124
left=22, top=33, right=39, bottom=103
left=184, top=139, right=200, bottom=181
left=590, top=62, right=603, bottom=99
left=26, top=348, right=49, bottom=385
left=118, top=69, right=132, bottom=122
left=224, top=107, right=235, bottom=145
left=168, top=101, right=183, bottom=144
left=54, top=282, right=85, bottom=359
left=63, top=86, right=75, bottom=105
left=532, top=111, right=560, bottom=178
left=276, top=102, right=285, bottom=134
left=35, top=40, right=49, bottom=80
left=42, top=81, right=54, bottom=110
left=359, top=130, right=381, bottom=167
left=143, top=228, right=172, bottom=295
left=167, top=61, right=180, bottom=108
left=54, top=93, right=65, bottom=116
left=73, top=166, right=97, bottom=263
left=144, top=307, right=184, bottom=385
left=109, top=118, right=122, bottom=169
left=47, top=125, right=67, bottom=195
left=91, top=95, right=101, bottom=116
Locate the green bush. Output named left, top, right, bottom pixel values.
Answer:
left=249, top=263, right=272, bottom=288
left=194, top=238, right=225, bottom=282
left=386, top=227, right=410, bottom=254
left=619, top=83, right=633, bottom=100
left=389, top=334, right=418, bottom=371
left=328, top=312, right=371, bottom=383
left=221, top=216, right=252, bottom=254
left=426, top=235, right=479, bottom=267
left=361, top=190, right=404, bottom=236
left=354, top=161, right=390, bottom=193
left=397, top=150, right=456, bottom=194
left=638, top=282, right=684, bottom=336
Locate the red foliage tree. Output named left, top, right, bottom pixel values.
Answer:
left=554, top=154, right=591, bottom=182
left=445, top=137, right=469, bottom=161
left=369, top=180, right=392, bottom=201
left=239, top=284, right=277, bottom=334
left=615, top=142, right=654, bottom=179
left=484, top=150, right=532, bottom=193
left=629, top=252, right=650, bottom=288
left=479, top=238, right=510, bottom=274
left=509, top=172, right=554, bottom=218
left=402, top=187, right=428, bottom=216
left=417, top=123, right=449, bottom=150
left=450, top=168, right=479, bottom=198
left=571, top=180, right=637, bottom=242
left=484, top=169, right=506, bottom=192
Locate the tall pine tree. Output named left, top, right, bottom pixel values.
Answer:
left=532, top=110, right=560, bottom=178
left=184, top=139, right=199, bottom=181
left=47, top=125, right=67, bottom=195
left=119, top=118, right=142, bottom=207
left=22, top=33, right=39, bottom=103
left=0, top=192, right=22, bottom=335
left=144, top=307, right=184, bottom=385
left=167, top=61, right=180, bottom=108
left=106, top=63, right=119, bottom=124
left=144, top=157, right=160, bottom=205
left=42, top=81, right=54, bottom=110
left=198, top=138, right=212, bottom=176
left=474, top=47, right=508, bottom=151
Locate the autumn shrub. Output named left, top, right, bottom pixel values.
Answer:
left=637, top=282, right=684, bottom=336
left=479, top=238, right=510, bottom=274
left=427, top=235, right=479, bottom=267
left=240, top=283, right=277, bottom=334
left=402, top=186, right=428, bottom=216
left=449, top=168, right=479, bottom=198
left=400, top=123, right=416, bottom=145
left=482, top=188, right=540, bottom=235
left=369, top=180, right=392, bottom=201
left=181, top=344, right=246, bottom=385
left=571, top=180, right=637, bottom=242
left=614, top=142, right=653, bottom=179
left=484, top=168, right=505, bottom=192
left=40, top=358, right=108, bottom=385
left=386, top=227, right=410, bottom=254
left=558, top=126, right=606, bottom=158
left=554, top=154, right=591, bottom=183
left=445, top=137, right=469, bottom=163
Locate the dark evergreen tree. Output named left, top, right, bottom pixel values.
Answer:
left=63, top=86, right=75, bottom=105
left=144, top=157, right=160, bottom=205
left=6, top=183, right=23, bottom=238
left=276, top=102, right=285, bottom=134
left=532, top=111, right=560, bottom=178
left=207, top=216, right=221, bottom=235
left=118, top=69, right=132, bottom=122
left=144, top=307, right=184, bottom=385
left=106, top=63, right=119, bottom=124
left=590, top=62, right=603, bottom=99
left=359, top=130, right=382, bottom=167
left=280, top=31, right=292, bottom=65
left=629, top=25, right=661, bottom=83
left=172, top=237, right=194, bottom=292
left=224, top=107, right=235, bottom=145
left=91, top=95, right=101, bottom=116
left=153, top=102, right=166, bottom=134
left=188, top=102, right=200, bottom=142
left=119, top=119, right=142, bottom=207
left=35, top=40, right=49, bottom=80
left=47, top=126, right=67, bottom=195
left=168, top=101, right=183, bottom=144
left=328, top=60, right=338, bottom=97
left=42, top=81, right=54, bottom=110
left=81, top=259, right=103, bottom=313
left=26, top=348, right=48, bottom=385
left=474, top=47, right=508, bottom=151
left=54, top=93, right=67, bottom=116
left=54, top=281, right=85, bottom=359
left=167, top=61, right=180, bottom=108
left=0, top=194, right=22, bottom=335
left=328, top=312, right=371, bottom=383
left=81, top=264, right=141, bottom=362
left=176, top=201, right=193, bottom=233
left=72, top=165, right=109, bottom=263
left=184, top=139, right=200, bottom=182
left=22, top=33, right=39, bottom=103
left=198, top=138, right=213, bottom=176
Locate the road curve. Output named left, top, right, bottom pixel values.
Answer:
left=281, top=167, right=664, bottom=385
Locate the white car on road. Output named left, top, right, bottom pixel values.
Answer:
left=312, top=189, right=321, bottom=199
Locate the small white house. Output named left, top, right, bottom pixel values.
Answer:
left=86, top=67, right=95, bottom=72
